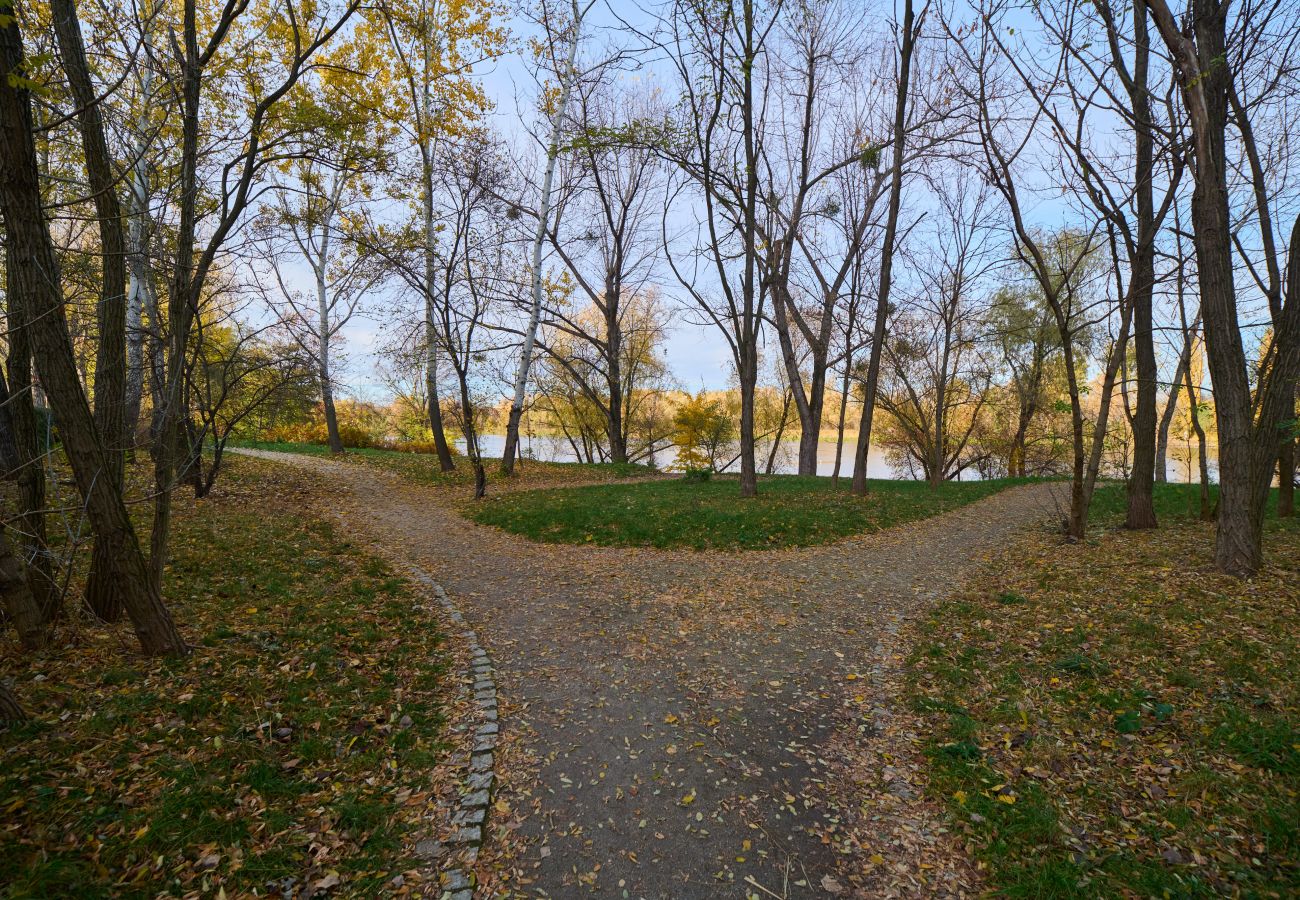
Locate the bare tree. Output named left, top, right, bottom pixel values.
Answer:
left=850, top=0, right=922, bottom=496
left=532, top=82, right=666, bottom=464
left=953, top=0, right=1177, bottom=538
left=1142, top=0, right=1300, bottom=573
left=502, top=0, right=597, bottom=474
left=878, top=180, right=997, bottom=485
left=659, top=0, right=783, bottom=497
left=259, top=114, right=385, bottom=455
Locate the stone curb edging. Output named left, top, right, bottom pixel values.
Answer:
left=409, top=571, right=498, bottom=900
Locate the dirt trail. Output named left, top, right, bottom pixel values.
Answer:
left=237, top=450, right=1063, bottom=898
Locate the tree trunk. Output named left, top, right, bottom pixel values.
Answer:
left=1124, top=0, right=1159, bottom=529
left=0, top=508, right=46, bottom=650
left=1062, top=344, right=1088, bottom=541
left=604, top=282, right=627, bottom=464
left=852, top=0, right=916, bottom=496
left=504, top=0, right=583, bottom=475
left=51, top=0, right=128, bottom=620
left=320, top=371, right=344, bottom=454
left=3, top=248, right=57, bottom=622
left=0, top=680, right=25, bottom=724
left=1, top=12, right=188, bottom=656
left=1278, top=428, right=1295, bottom=518
left=421, top=151, right=456, bottom=471
left=1144, top=0, right=1300, bottom=574
left=768, top=277, right=822, bottom=477
left=738, top=349, right=759, bottom=497
left=124, top=66, right=154, bottom=451
left=831, top=360, right=852, bottom=484
left=316, top=258, right=345, bottom=455
left=150, top=0, right=201, bottom=595
left=1155, top=344, right=1190, bottom=484
left=0, top=397, right=47, bottom=650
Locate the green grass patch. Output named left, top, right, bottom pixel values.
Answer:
left=905, top=507, right=1300, bottom=895
left=464, top=474, right=1034, bottom=550
left=0, top=456, right=450, bottom=897
left=1089, top=480, right=1294, bottom=528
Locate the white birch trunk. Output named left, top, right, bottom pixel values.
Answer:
left=502, top=0, right=585, bottom=472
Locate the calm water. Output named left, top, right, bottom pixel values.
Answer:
left=462, top=432, right=915, bottom=479
left=458, top=432, right=1213, bottom=483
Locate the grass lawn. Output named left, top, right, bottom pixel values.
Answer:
left=0, top=456, right=450, bottom=898
left=907, top=492, right=1299, bottom=896
left=1089, top=479, right=1293, bottom=525
left=465, top=474, right=1036, bottom=550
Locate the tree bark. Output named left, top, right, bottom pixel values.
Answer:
left=1, top=11, right=187, bottom=656
left=830, top=359, right=852, bottom=484
left=0, top=680, right=25, bottom=724
left=123, top=73, right=153, bottom=455
left=1278, top=424, right=1295, bottom=517
left=3, top=248, right=56, bottom=622
left=0, top=505, right=46, bottom=650
left=1124, top=0, right=1159, bottom=529
left=421, top=151, right=455, bottom=471
left=1144, top=0, right=1300, bottom=574
left=50, top=0, right=128, bottom=620
left=604, top=276, right=627, bottom=464
left=851, top=0, right=916, bottom=496
left=314, top=232, right=345, bottom=455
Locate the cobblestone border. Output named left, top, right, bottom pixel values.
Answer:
left=409, top=571, right=498, bottom=900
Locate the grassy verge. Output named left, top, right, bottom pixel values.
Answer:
left=1, top=456, right=450, bottom=898
left=230, top=439, right=655, bottom=492
left=1089, top=480, right=1290, bottom=525
left=465, top=474, right=1035, bottom=550
left=907, top=496, right=1299, bottom=896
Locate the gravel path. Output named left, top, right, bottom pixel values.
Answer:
left=236, top=450, right=1064, bottom=898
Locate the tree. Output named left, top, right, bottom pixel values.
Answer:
left=754, top=0, right=878, bottom=477
left=671, top=392, right=736, bottom=473
left=49, top=0, right=130, bottom=619
left=535, top=81, right=666, bottom=465
left=877, top=182, right=996, bottom=485
left=149, top=0, right=359, bottom=588
left=374, top=0, right=506, bottom=474
left=258, top=43, right=391, bottom=455
left=954, top=1, right=1147, bottom=539
left=1, top=7, right=187, bottom=655
left=189, top=318, right=315, bottom=496
left=1, top=248, right=56, bottom=625
left=850, top=0, right=921, bottom=496
left=659, top=0, right=779, bottom=497
left=427, top=134, right=511, bottom=498
left=1142, top=0, right=1300, bottom=574
left=502, top=0, right=596, bottom=475
left=534, top=292, right=673, bottom=465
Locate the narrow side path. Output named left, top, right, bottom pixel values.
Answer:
left=236, top=450, right=1062, bottom=898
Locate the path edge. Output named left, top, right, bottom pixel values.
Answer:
left=409, top=570, right=499, bottom=899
